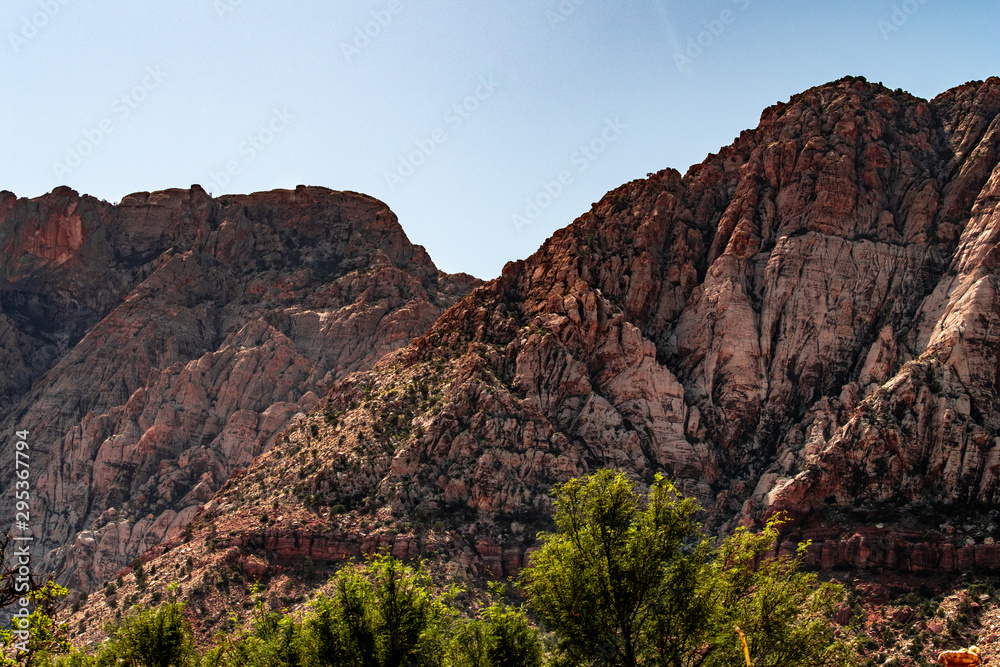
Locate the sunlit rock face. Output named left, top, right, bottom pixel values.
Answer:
left=209, top=76, right=1000, bottom=577
left=0, top=185, right=479, bottom=590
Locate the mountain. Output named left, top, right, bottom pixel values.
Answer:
left=172, top=75, right=1000, bottom=581
left=39, top=74, right=1000, bottom=645
left=0, top=185, right=480, bottom=591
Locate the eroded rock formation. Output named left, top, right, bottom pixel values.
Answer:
left=212, top=76, right=1000, bottom=578
left=0, top=185, right=479, bottom=590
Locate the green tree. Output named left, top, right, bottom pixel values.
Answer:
left=447, top=583, right=543, bottom=667
left=94, top=602, right=194, bottom=667
left=0, top=590, right=72, bottom=667
left=0, top=530, right=72, bottom=667
left=521, top=470, right=699, bottom=666
left=520, top=469, right=857, bottom=667
left=297, top=555, right=454, bottom=667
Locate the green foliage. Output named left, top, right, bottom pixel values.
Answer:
left=202, top=600, right=303, bottom=667
left=521, top=469, right=858, bottom=667
left=132, top=559, right=147, bottom=589
left=0, top=580, right=71, bottom=666
left=35, top=653, right=95, bottom=667
left=521, top=470, right=700, bottom=665
left=297, top=555, right=454, bottom=667
left=448, top=598, right=543, bottom=667
left=21, top=472, right=859, bottom=667
left=200, top=557, right=456, bottom=667
left=610, top=193, right=632, bottom=213
left=95, top=602, right=194, bottom=667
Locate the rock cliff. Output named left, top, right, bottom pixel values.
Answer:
left=22, top=77, right=1000, bottom=627
left=198, top=76, right=1000, bottom=583
left=0, top=185, right=479, bottom=590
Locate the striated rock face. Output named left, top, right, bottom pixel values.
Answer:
left=0, top=185, right=479, bottom=591
left=204, top=76, right=1000, bottom=581
left=19, top=77, right=1000, bottom=621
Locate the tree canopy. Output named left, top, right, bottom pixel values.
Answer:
left=520, top=469, right=857, bottom=667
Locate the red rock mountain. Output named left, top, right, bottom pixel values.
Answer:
left=13, top=76, right=1000, bottom=617
left=186, top=75, right=1000, bottom=585
left=0, top=186, right=479, bottom=590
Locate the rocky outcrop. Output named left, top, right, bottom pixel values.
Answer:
left=0, top=186, right=479, bottom=591
left=60, top=76, right=1000, bottom=646
left=20, top=77, right=1000, bottom=615
left=208, top=76, right=1000, bottom=580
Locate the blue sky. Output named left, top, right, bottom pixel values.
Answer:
left=2, top=1, right=997, bottom=279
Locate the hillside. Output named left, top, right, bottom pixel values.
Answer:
left=39, top=75, right=1000, bottom=659
left=0, top=185, right=479, bottom=592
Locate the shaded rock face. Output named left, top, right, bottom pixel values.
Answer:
left=211, top=76, right=1000, bottom=578
left=0, top=185, right=479, bottom=590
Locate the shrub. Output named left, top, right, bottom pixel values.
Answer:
left=95, top=602, right=194, bottom=667
left=448, top=600, right=543, bottom=667
left=298, top=555, right=454, bottom=666
left=521, top=469, right=858, bottom=667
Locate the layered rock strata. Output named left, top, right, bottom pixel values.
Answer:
left=0, top=186, right=478, bottom=590
left=214, top=76, right=1000, bottom=578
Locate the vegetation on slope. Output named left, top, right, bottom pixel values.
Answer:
left=32, top=471, right=856, bottom=667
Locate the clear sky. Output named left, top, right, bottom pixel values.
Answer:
left=2, top=1, right=997, bottom=279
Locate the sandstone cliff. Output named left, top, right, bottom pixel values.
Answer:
left=192, top=76, right=1000, bottom=585
left=0, top=185, right=479, bottom=590
left=36, top=78, right=1000, bottom=641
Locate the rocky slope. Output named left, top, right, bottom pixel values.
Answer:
left=59, top=75, right=1000, bottom=644
left=167, top=75, right=1000, bottom=581
left=0, top=185, right=479, bottom=591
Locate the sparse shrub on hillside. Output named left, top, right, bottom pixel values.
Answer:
left=132, top=559, right=147, bottom=589
left=201, top=585, right=303, bottom=667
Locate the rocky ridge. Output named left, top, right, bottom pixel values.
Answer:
left=0, top=185, right=479, bottom=591
left=186, top=76, right=1000, bottom=581
left=54, top=75, right=1000, bottom=644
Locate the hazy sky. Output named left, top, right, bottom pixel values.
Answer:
left=2, top=1, right=998, bottom=279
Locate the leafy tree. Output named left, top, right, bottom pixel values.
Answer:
left=447, top=583, right=543, bottom=667
left=520, top=469, right=857, bottom=667
left=521, top=470, right=699, bottom=665
left=696, top=524, right=852, bottom=667
left=0, top=531, right=72, bottom=667
left=94, top=602, right=194, bottom=667
left=297, top=555, right=454, bottom=667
